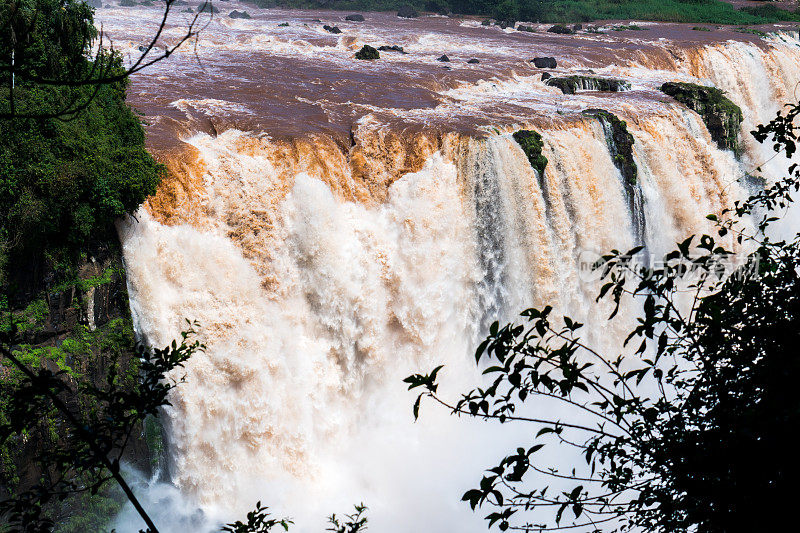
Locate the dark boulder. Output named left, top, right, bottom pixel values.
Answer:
left=517, top=25, right=535, bottom=32
left=397, top=6, right=419, bottom=18
left=355, top=45, right=380, bottom=60
left=532, top=57, right=557, bottom=69
left=278, top=22, right=289, bottom=27
left=437, top=54, right=450, bottom=62
left=547, top=24, right=575, bottom=35
left=541, top=72, right=552, bottom=81
left=573, top=24, right=583, bottom=31
left=229, top=10, right=251, bottom=19
left=345, top=14, right=365, bottom=22
left=323, top=25, right=342, bottom=34
left=378, top=45, right=406, bottom=54
left=467, top=58, right=480, bottom=64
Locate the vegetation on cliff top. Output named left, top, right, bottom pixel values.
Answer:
left=660, top=81, right=744, bottom=156
left=249, top=0, right=800, bottom=25
left=512, top=129, right=548, bottom=176
left=0, top=0, right=163, bottom=292
left=0, top=0, right=165, bottom=528
left=546, top=76, right=631, bottom=95
left=582, top=109, right=637, bottom=184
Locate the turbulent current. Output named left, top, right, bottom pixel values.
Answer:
left=97, top=3, right=800, bottom=531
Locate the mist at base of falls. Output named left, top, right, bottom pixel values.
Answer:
left=108, top=20, right=800, bottom=533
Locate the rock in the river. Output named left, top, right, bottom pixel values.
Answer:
left=546, top=76, right=631, bottom=94
left=397, top=6, right=419, bottom=18
left=660, top=81, right=743, bottom=155
left=229, top=10, right=251, bottom=19
left=541, top=72, right=552, bottom=81
left=437, top=54, right=450, bottom=62
left=532, top=57, right=557, bottom=69
left=513, top=130, right=548, bottom=176
left=573, top=24, right=583, bottom=31
left=517, top=25, right=535, bottom=32
left=547, top=24, right=575, bottom=35
left=467, top=58, right=480, bottom=64
left=355, top=45, right=380, bottom=60
left=345, top=14, right=365, bottom=21
left=582, top=109, right=638, bottom=184
left=323, top=25, right=342, bottom=34
left=198, top=2, right=218, bottom=14
left=378, top=45, right=406, bottom=53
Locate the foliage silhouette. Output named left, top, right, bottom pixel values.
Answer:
left=327, top=503, right=368, bottom=533
left=407, top=104, right=800, bottom=532
left=1, top=0, right=209, bottom=120
left=0, top=320, right=205, bottom=531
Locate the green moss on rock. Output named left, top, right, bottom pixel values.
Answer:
left=546, top=76, right=631, bottom=95
left=512, top=130, right=548, bottom=176
left=355, top=45, right=380, bottom=60
left=582, top=109, right=637, bottom=184
left=660, top=81, right=743, bottom=156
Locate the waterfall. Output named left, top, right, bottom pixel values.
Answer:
left=113, top=28, right=800, bottom=533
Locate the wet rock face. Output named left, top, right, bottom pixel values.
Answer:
left=546, top=76, right=631, bottom=94
left=532, top=57, right=557, bottom=69
left=345, top=14, right=365, bottom=22
left=323, top=25, right=342, bottom=34
left=229, top=10, right=251, bottom=19
left=437, top=54, right=450, bottom=62
left=2, top=244, right=158, bottom=486
left=467, top=58, right=480, bottom=64
left=355, top=45, right=380, bottom=60
left=512, top=130, right=548, bottom=176
left=582, top=109, right=638, bottom=184
left=660, top=81, right=744, bottom=156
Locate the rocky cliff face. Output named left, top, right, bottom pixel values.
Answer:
left=660, top=82, right=744, bottom=156
left=582, top=109, right=638, bottom=185
left=1, top=244, right=157, bottom=499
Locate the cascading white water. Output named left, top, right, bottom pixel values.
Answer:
left=112, top=22, right=800, bottom=533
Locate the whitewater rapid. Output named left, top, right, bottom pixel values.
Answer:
left=103, top=5, right=800, bottom=531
